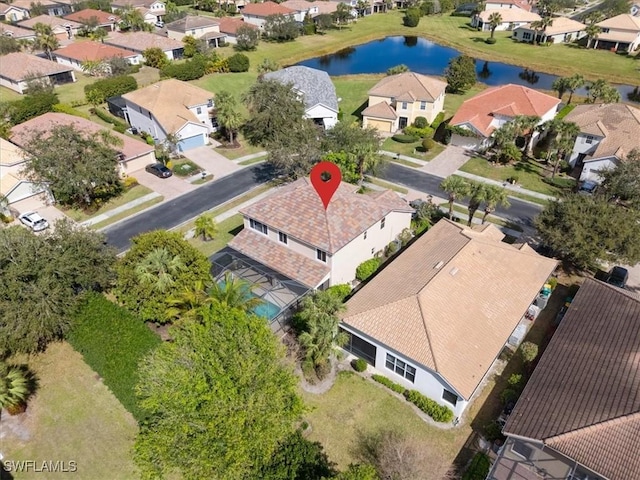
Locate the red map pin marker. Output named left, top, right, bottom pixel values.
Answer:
left=310, top=161, right=342, bottom=210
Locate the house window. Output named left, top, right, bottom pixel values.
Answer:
left=191, top=29, right=196, bottom=34
left=363, top=230, right=367, bottom=240
left=196, top=106, right=202, bottom=114
left=279, top=232, right=288, bottom=244
left=316, top=249, right=327, bottom=262
left=586, top=135, right=594, bottom=144
left=148, top=111, right=152, bottom=119
left=420, top=101, right=426, bottom=110
left=442, top=389, right=458, bottom=406
left=523, top=32, right=531, bottom=40
left=249, top=219, right=268, bottom=235
left=511, top=440, right=534, bottom=459
left=380, top=217, right=386, bottom=229
left=385, top=353, right=416, bottom=382
left=207, top=99, right=213, bottom=108
left=401, top=101, right=408, bottom=110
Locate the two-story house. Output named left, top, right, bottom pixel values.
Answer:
left=227, top=178, right=413, bottom=290
left=564, top=103, right=640, bottom=183
left=449, top=84, right=560, bottom=150
left=64, top=8, right=121, bottom=32
left=121, top=79, right=216, bottom=151
left=165, top=15, right=225, bottom=48
left=18, top=14, right=82, bottom=40
left=0, top=2, right=30, bottom=22
left=103, top=31, right=183, bottom=61
left=241, top=1, right=295, bottom=30
left=594, top=13, right=640, bottom=52
left=111, top=0, right=165, bottom=24
left=361, top=71, right=447, bottom=134
left=280, top=0, right=320, bottom=22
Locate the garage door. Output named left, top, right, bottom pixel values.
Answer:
left=177, top=134, right=205, bottom=151
left=366, top=118, right=393, bottom=134
left=450, top=133, right=482, bottom=150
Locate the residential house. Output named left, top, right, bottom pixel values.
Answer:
left=53, top=41, right=140, bottom=71
left=10, top=112, right=157, bottom=176
left=227, top=178, right=413, bottom=289
left=449, top=84, right=560, bottom=150
left=485, top=0, right=533, bottom=11
left=512, top=16, right=586, bottom=44
left=9, top=0, right=73, bottom=17
left=111, top=0, right=165, bottom=24
left=472, top=8, right=541, bottom=31
left=361, top=72, right=447, bottom=134
left=0, top=2, right=30, bottom=22
left=165, top=15, right=225, bottom=47
left=241, top=1, right=295, bottom=30
left=217, top=16, right=257, bottom=44
left=341, top=219, right=557, bottom=419
left=103, top=31, right=183, bottom=61
left=490, top=279, right=640, bottom=480
left=263, top=66, right=339, bottom=129
left=0, top=52, right=76, bottom=94
left=0, top=24, right=37, bottom=42
left=280, top=0, right=320, bottom=22
left=64, top=9, right=121, bottom=32
left=122, top=79, right=216, bottom=151
left=594, top=13, right=640, bottom=52
left=18, top=14, right=82, bottom=39
left=564, top=103, right=640, bottom=183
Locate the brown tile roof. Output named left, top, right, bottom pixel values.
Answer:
left=0, top=138, right=26, bottom=167
left=239, top=178, right=413, bottom=254
left=242, top=1, right=295, bottom=16
left=477, top=8, right=540, bottom=23
left=449, top=84, right=560, bottom=137
left=564, top=103, right=640, bottom=161
left=312, top=0, right=341, bottom=15
left=165, top=14, right=219, bottom=32
left=368, top=72, right=447, bottom=103
left=516, top=16, right=585, bottom=35
left=504, top=279, right=640, bottom=480
left=341, top=219, right=557, bottom=399
left=10, top=112, right=154, bottom=161
left=597, top=13, right=640, bottom=31
left=217, top=16, right=256, bottom=35
left=18, top=14, right=82, bottom=30
left=362, top=101, right=398, bottom=120
left=53, top=41, right=137, bottom=62
left=280, top=0, right=319, bottom=11
left=228, top=229, right=330, bottom=288
left=487, top=0, right=533, bottom=11
left=122, top=79, right=213, bottom=133
left=0, top=52, right=73, bottom=82
left=104, top=31, right=183, bottom=53
left=64, top=8, right=120, bottom=25
left=0, top=23, right=37, bottom=39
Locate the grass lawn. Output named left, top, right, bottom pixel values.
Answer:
left=238, top=155, right=267, bottom=166
left=92, top=196, right=164, bottom=230
left=60, top=184, right=153, bottom=222
left=366, top=177, right=409, bottom=194
left=333, top=74, right=383, bottom=122
left=188, top=213, right=244, bottom=257
left=3, top=342, right=138, bottom=479
left=214, top=133, right=266, bottom=160
left=192, top=72, right=257, bottom=116
left=382, top=137, right=445, bottom=161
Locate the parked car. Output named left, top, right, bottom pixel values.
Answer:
left=577, top=180, right=598, bottom=195
left=605, top=266, right=629, bottom=288
left=155, top=21, right=164, bottom=28
left=145, top=163, right=172, bottom=178
left=18, top=211, right=49, bottom=232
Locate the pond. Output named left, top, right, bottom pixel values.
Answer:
left=296, top=36, right=639, bottom=102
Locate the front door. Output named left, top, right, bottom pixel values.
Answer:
left=399, top=116, right=408, bottom=130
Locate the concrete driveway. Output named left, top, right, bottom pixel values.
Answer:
left=623, top=263, right=640, bottom=295
left=420, top=145, right=472, bottom=178
left=131, top=167, right=197, bottom=200
left=182, top=146, right=241, bottom=180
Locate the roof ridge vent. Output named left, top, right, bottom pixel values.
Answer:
left=434, top=261, right=444, bottom=270
left=449, top=267, right=459, bottom=276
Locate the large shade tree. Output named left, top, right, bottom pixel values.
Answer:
left=598, top=149, right=640, bottom=208
left=444, top=55, right=476, bottom=93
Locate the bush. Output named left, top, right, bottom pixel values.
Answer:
left=227, top=53, right=250, bottom=72
left=391, top=134, right=418, bottom=143
left=404, top=389, right=454, bottom=423
left=92, top=107, right=128, bottom=130
left=371, top=374, right=406, bottom=394
left=84, top=75, right=137, bottom=105
left=519, top=341, right=538, bottom=363
left=462, top=453, right=491, bottom=480
left=485, top=37, right=497, bottom=44
left=114, top=124, right=127, bottom=134
left=403, top=7, right=421, bottom=27
left=414, top=116, right=428, bottom=128
left=384, top=240, right=399, bottom=257
left=398, top=228, right=413, bottom=246
left=547, top=277, right=558, bottom=290
left=420, top=0, right=436, bottom=15
left=326, top=283, right=352, bottom=300
left=352, top=358, right=368, bottom=372
left=356, top=257, right=381, bottom=282
left=160, top=56, right=206, bottom=81
left=422, top=138, right=435, bottom=151
left=431, top=112, right=445, bottom=130
left=484, top=421, right=506, bottom=442
left=52, top=103, right=89, bottom=119
left=404, top=124, right=434, bottom=138
left=507, top=373, right=524, bottom=389
left=67, top=293, right=161, bottom=421
left=123, top=176, right=138, bottom=189
left=500, top=388, right=519, bottom=404
left=9, top=92, right=58, bottom=124
left=542, top=176, right=576, bottom=189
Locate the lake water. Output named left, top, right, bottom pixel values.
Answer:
left=296, top=36, right=639, bottom=102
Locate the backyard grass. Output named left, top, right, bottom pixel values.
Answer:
left=192, top=72, right=257, bottom=116
left=60, top=184, right=153, bottom=222
left=2, top=342, right=138, bottom=479
left=92, top=196, right=164, bottom=230
left=188, top=213, right=244, bottom=257
left=333, top=74, right=383, bottom=122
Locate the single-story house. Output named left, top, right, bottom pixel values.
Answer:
left=165, top=15, right=225, bottom=47
left=449, top=83, right=560, bottom=150
left=10, top=112, right=157, bottom=176
left=103, top=31, right=183, bottom=61
left=472, top=8, right=541, bottom=31
left=594, top=13, right=640, bottom=52
left=0, top=2, right=30, bottom=22
left=263, top=66, right=339, bottom=129
left=485, top=0, right=533, bottom=11
left=8, top=0, right=73, bottom=17
left=341, top=219, right=557, bottom=420
left=512, top=16, right=586, bottom=44
left=111, top=0, right=165, bottom=24
left=228, top=178, right=413, bottom=289
left=64, top=8, right=120, bottom=32
left=0, top=52, right=76, bottom=94
left=18, top=14, right=82, bottom=39
left=491, top=279, right=640, bottom=480
left=564, top=103, right=640, bottom=183
left=121, top=78, right=216, bottom=151
left=53, top=41, right=140, bottom=72
left=217, top=16, right=256, bottom=44
left=0, top=23, right=37, bottom=41
left=241, top=1, right=295, bottom=29
left=362, top=71, right=447, bottom=133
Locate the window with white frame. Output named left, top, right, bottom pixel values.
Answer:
left=401, top=101, right=408, bottom=110
left=586, top=135, right=594, bottom=144
left=316, top=249, right=327, bottom=263
left=196, top=106, right=202, bottom=115
left=380, top=217, right=386, bottom=229
left=278, top=232, right=288, bottom=244
left=249, top=219, right=268, bottom=235
left=420, top=101, right=426, bottom=110
left=442, top=389, right=458, bottom=406
left=385, top=353, right=416, bottom=382
left=523, top=32, right=531, bottom=40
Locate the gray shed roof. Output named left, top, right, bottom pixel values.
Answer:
left=264, top=66, right=338, bottom=112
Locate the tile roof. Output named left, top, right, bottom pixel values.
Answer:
left=312, top=0, right=341, bottom=15
left=122, top=79, right=213, bottom=133
left=228, top=229, right=330, bottom=288
left=0, top=23, right=37, bottom=39
left=368, top=71, right=447, bottom=103
left=18, top=14, right=82, bottom=30
left=239, top=178, right=413, bottom=254
left=0, top=2, right=28, bottom=14
left=564, top=103, right=640, bottom=160
left=280, top=0, right=319, bottom=11
left=217, top=16, right=256, bottom=35
left=596, top=29, right=640, bottom=42
left=486, top=0, right=533, bottom=11
left=597, top=13, right=640, bottom=31
left=242, top=1, right=295, bottom=16
left=263, top=66, right=338, bottom=112
left=10, top=112, right=154, bottom=161
left=341, top=219, right=557, bottom=399
left=449, top=84, right=560, bottom=137
left=516, top=16, right=585, bottom=35
left=477, top=8, right=541, bottom=22
left=53, top=41, right=137, bottom=62
left=0, top=138, right=27, bottom=167
left=165, top=14, right=219, bottom=32
left=64, top=8, right=120, bottom=25
left=104, top=31, right=183, bottom=53
left=0, top=52, right=73, bottom=82
left=361, top=101, right=398, bottom=120
left=503, top=279, right=640, bottom=480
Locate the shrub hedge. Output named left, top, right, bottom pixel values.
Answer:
left=356, top=257, right=381, bottom=282
left=67, top=293, right=161, bottom=421
left=352, top=358, right=368, bottom=372
left=91, top=107, right=128, bottom=130
left=84, top=75, right=137, bottom=105
left=431, top=111, right=446, bottom=130
left=391, top=134, right=418, bottom=143
left=160, top=56, right=206, bottom=81
left=404, top=389, right=454, bottom=423
left=371, top=374, right=407, bottom=394
left=326, top=283, right=352, bottom=300
left=462, top=453, right=491, bottom=480
left=52, top=103, right=89, bottom=119
left=404, top=125, right=434, bottom=138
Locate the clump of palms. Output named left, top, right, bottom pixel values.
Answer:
left=32, top=23, right=59, bottom=60
left=1, top=362, right=31, bottom=414
left=165, top=279, right=212, bottom=321
left=208, top=272, right=264, bottom=313
left=542, top=119, right=580, bottom=177
left=466, top=181, right=487, bottom=226
left=216, top=91, right=243, bottom=147
left=440, top=176, right=470, bottom=220
left=135, top=247, right=186, bottom=293
left=194, top=214, right=217, bottom=241
left=481, top=185, right=510, bottom=224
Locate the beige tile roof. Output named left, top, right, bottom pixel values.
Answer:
left=478, top=8, right=541, bottom=23
left=596, top=29, right=640, bottom=42
left=0, top=24, right=36, bottom=39
left=280, top=0, right=318, bottom=11
left=0, top=2, right=28, bottom=14
left=341, top=219, right=557, bottom=399
left=368, top=72, right=447, bottom=103
left=10, top=112, right=154, bottom=161
left=0, top=138, right=27, bottom=166
left=64, top=8, right=120, bottom=25
left=0, top=171, right=22, bottom=197
left=217, top=16, right=256, bottom=35
left=104, top=31, right=183, bottom=53
left=18, top=14, right=82, bottom=30
left=228, top=229, right=330, bottom=288
left=0, top=52, right=73, bottom=82
left=239, top=178, right=413, bottom=254
left=165, top=14, right=219, bottom=32
left=313, top=0, right=341, bottom=15
left=362, top=101, right=397, bottom=120
left=486, top=0, right=533, bottom=11
left=516, top=16, right=585, bottom=35
left=565, top=103, right=640, bottom=160
left=122, top=79, right=213, bottom=134
left=53, top=41, right=137, bottom=62
left=242, top=1, right=295, bottom=16
left=597, top=13, right=640, bottom=31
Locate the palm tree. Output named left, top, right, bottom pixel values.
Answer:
left=529, top=20, right=544, bottom=45
left=537, top=16, right=553, bottom=43
left=466, top=182, right=487, bottom=226
left=491, top=122, right=517, bottom=161
left=0, top=363, right=30, bottom=412
left=585, top=23, right=600, bottom=49
left=481, top=185, right=510, bottom=224
left=32, top=23, right=59, bottom=61
left=89, top=26, right=108, bottom=43
left=552, top=76, right=571, bottom=100
left=440, top=176, right=470, bottom=220
left=488, top=12, right=502, bottom=39
left=165, top=279, right=212, bottom=321
left=208, top=272, right=264, bottom=313
left=543, top=119, right=580, bottom=177
left=135, top=248, right=186, bottom=293
left=81, top=60, right=108, bottom=77
left=565, top=74, right=585, bottom=104
left=513, top=115, right=541, bottom=154
left=194, top=214, right=217, bottom=241
left=216, top=90, right=243, bottom=146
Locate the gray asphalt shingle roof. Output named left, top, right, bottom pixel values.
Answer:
left=264, top=66, right=338, bottom=112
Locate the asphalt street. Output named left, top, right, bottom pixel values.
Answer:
left=105, top=164, right=272, bottom=252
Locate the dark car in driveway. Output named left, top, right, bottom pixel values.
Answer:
left=606, top=266, right=629, bottom=288
left=145, top=163, right=173, bottom=178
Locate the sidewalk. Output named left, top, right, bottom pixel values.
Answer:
left=379, top=150, right=429, bottom=167
left=232, top=151, right=267, bottom=164
left=454, top=171, right=557, bottom=202
left=81, top=192, right=161, bottom=227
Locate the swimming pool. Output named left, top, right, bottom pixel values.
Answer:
left=217, top=280, right=281, bottom=321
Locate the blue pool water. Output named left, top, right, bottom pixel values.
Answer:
left=217, top=280, right=281, bottom=321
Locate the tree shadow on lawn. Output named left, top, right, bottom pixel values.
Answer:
left=513, top=159, right=540, bottom=175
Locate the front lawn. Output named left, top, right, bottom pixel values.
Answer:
left=214, top=132, right=266, bottom=160
left=188, top=213, right=244, bottom=257
left=382, top=137, right=445, bottom=161
left=60, top=184, right=153, bottom=222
